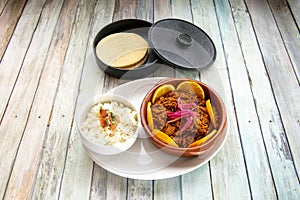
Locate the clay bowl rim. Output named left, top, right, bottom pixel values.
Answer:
left=140, top=77, right=227, bottom=156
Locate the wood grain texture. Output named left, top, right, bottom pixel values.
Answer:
left=172, top=0, right=199, bottom=80
left=245, top=0, right=300, bottom=182
left=181, top=166, right=213, bottom=200
left=59, top=127, right=94, bottom=200
left=0, top=0, right=27, bottom=60
left=154, top=178, right=181, bottom=200
left=0, top=0, right=299, bottom=199
left=230, top=0, right=300, bottom=198
left=60, top=0, right=115, bottom=199
left=32, top=0, right=97, bottom=199
left=191, top=0, right=251, bottom=199
left=136, top=0, right=153, bottom=21
left=113, top=0, right=137, bottom=20
left=0, top=0, right=9, bottom=14
left=286, top=0, right=300, bottom=30
left=90, top=1, right=138, bottom=199
left=3, top=0, right=79, bottom=199
left=153, top=0, right=175, bottom=78
left=169, top=0, right=214, bottom=199
left=0, top=0, right=64, bottom=199
left=126, top=1, right=154, bottom=200
left=90, top=164, right=108, bottom=199
left=267, top=0, right=300, bottom=82
left=0, top=0, right=46, bottom=126
left=215, top=0, right=278, bottom=199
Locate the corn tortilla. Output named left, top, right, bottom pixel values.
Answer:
left=96, top=33, right=148, bottom=68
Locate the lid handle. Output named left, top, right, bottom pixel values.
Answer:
left=176, top=33, right=192, bottom=48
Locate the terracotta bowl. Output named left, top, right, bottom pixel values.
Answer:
left=140, top=78, right=228, bottom=157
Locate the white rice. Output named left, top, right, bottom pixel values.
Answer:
left=81, top=101, right=138, bottom=145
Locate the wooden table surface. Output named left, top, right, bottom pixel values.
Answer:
left=0, top=0, right=299, bottom=199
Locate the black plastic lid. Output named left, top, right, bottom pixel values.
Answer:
left=148, top=19, right=216, bottom=70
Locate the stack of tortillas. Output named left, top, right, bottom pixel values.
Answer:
left=96, top=33, right=148, bottom=70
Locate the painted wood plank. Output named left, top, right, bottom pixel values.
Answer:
left=90, top=164, right=108, bottom=199
left=59, top=127, right=94, bottom=200
left=153, top=0, right=175, bottom=78
left=31, top=0, right=97, bottom=199
left=214, top=0, right=278, bottom=199
left=287, top=0, right=300, bottom=30
left=127, top=179, right=152, bottom=200
left=154, top=178, right=181, bottom=200
left=154, top=0, right=171, bottom=20
left=123, top=1, right=155, bottom=200
left=3, top=0, right=79, bottom=199
left=168, top=1, right=216, bottom=200
left=59, top=0, right=115, bottom=199
left=229, top=0, right=300, bottom=198
left=154, top=1, right=198, bottom=199
left=90, top=1, right=140, bottom=199
left=267, top=0, right=300, bottom=82
left=136, top=0, right=153, bottom=22
left=172, top=0, right=199, bottom=80
left=0, top=0, right=9, bottom=14
left=245, top=0, right=300, bottom=182
left=0, top=0, right=27, bottom=60
left=123, top=1, right=155, bottom=199
left=0, top=0, right=46, bottom=125
left=181, top=165, right=213, bottom=200
left=190, top=0, right=251, bottom=199
left=0, top=0, right=65, bottom=199
left=113, top=0, right=137, bottom=20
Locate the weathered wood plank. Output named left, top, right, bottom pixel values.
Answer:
left=0, top=0, right=27, bottom=60
left=59, top=127, right=94, bottom=200
left=230, top=0, right=300, bottom=199
left=59, top=0, right=115, bottom=199
left=154, top=1, right=195, bottom=199
left=31, top=0, right=97, bottom=199
left=90, top=164, right=108, bottom=199
left=181, top=166, right=213, bottom=200
left=172, top=0, right=199, bottom=80
left=214, top=0, right=277, bottom=199
left=168, top=0, right=214, bottom=199
left=153, top=0, right=175, bottom=78
left=136, top=0, right=153, bottom=21
left=267, top=0, right=300, bottom=82
left=113, top=0, right=137, bottom=20
left=154, top=0, right=171, bottom=20
left=0, top=0, right=64, bottom=199
left=3, top=0, right=79, bottom=199
left=0, top=0, right=9, bottom=14
left=90, top=1, right=139, bottom=199
left=286, top=0, right=300, bottom=30
left=245, top=0, right=300, bottom=183
left=154, top=178, right=181, bottom=200
left=0, top=0, right=46, bottom=124
left=128, top=179, right=152, bottom=200
left=190, top=0, right=251, bottom=199
left=126, top=1, right=154, bottom=200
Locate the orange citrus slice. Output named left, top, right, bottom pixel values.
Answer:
left=152, top=84, right=175, bottom=103
left=147, top=102, right=154, bottom=131
left=188, top=129, right=217, bottom=148
left=206, top=99, right=216, bottom=128
left=153, top=129, right=178, bottom=147
left=176, top=81, right=205, bottom=99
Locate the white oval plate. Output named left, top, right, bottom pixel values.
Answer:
left=83, top=77, right=228, bottom=180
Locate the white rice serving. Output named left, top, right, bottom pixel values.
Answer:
left=81, top=101, right=138, bottom=145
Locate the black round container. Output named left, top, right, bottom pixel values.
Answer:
left=148, top=19, right=216, bottom=69
left=93, top=19, right=160, bottom=79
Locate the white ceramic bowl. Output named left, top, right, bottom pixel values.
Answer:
left=76, top=94, right=139, bottom=155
